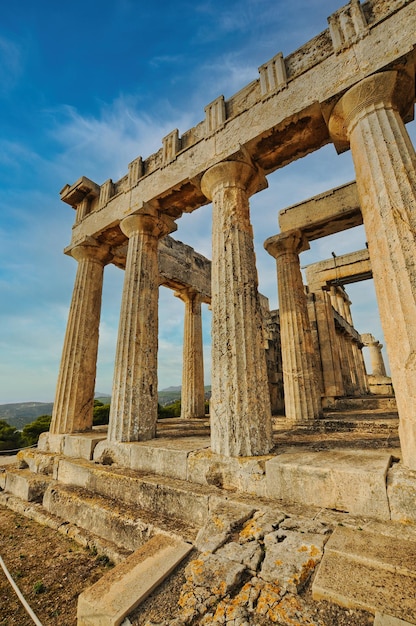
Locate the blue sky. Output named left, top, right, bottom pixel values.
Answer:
left=1, top=0, right=414, bottom=403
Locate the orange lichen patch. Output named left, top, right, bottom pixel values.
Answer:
left=256, top=582, right=282, bottom=615
left=239, top=518, right=261, bottom=541
left=267, top=593, right=314, bottom=625
left=212, top=580, right=227, bottom=596
left=188, top=558, right=205, bottom=577
left=297, top=544, right=321, bottom=557
left=274, top=559, right=283, bottom=566
left=212, top=515, right=225, bottom=530
left=309, top=544, right=321, bottom=558
left=289, top=558, right=319, bottom=591
left=212, top=600, right=227, bottom=621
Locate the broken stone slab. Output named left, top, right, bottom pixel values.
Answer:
left=260, top=529, right=327, bottom=593
left=215, top=541, right=263, bottom=572
left=387, top=463, right=416, bottom=525
left=194, top=498, right=255, bottom=552
left=312, top=526, right=416, bottom=622
left=17, top=449, right=58, bottom=475
left=266, top=449, right=392, bottom=519
left=77, top=534, right=192, bottom=626
left=238, top=508, right=286, bottom=543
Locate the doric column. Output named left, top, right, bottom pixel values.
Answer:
left=50, top=239, right=111, bottom=434
left=329, top=68, right=416, bottom=469
left=175, top=288, right=205, bottom=419
left=313, top=289, right=344, bottom=399
left=201, top=160, right=272, bottom=456
left=362, top=334, right=387, bottom=377
left=264, top=230, right=321, bottom=422
left=108, top=212, right=174, bottom=442
left=330, top=286, right=355, bottom=395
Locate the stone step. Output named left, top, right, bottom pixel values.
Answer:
left=42, top=482, right=199, bottom=551
left=2, top=467, right=54, bottom=503
left=55, top=456, right=215, bottom=529
left=77, top=534, right=193, bottom=626
left=318, top=413, right=399, bottom=434
left=312, top=526, right=416, bottom=623
left=332, top=396, right=397, bottom=411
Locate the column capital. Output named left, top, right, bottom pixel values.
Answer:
left=120, top=212, right=176, bottom=240
left=264, top=229, right=309, bottom=259
left=201, top=159, right=267, bottom=200
left=69, top=238, right=112, bottom=265
left=329, top=69, right=414, bottom=147
left=174, top=287, right=204, bottom=305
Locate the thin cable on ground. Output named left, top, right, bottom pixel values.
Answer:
left=0, top=443, right=37, bottom=455
left=0, top=554, right=44, bottom=626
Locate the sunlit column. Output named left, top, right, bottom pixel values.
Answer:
left=329, top=68, right=416, bottom=468
left=363, top=335, right=387, bottom=377
left=313, top=289, right=344, bottom=399
left=50, top=239, right=111, bottom=434
left=201, top=160, right=272, bottom=456
left=175, top=288, right=205, bottom=419
left=108, top=212, right=174, bottom=442
left=265, top=229, right=321, bottom=422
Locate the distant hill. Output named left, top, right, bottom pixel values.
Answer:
left=0, top=387, right=211, bottom=428
left=0, top=402, right=54, bottom=430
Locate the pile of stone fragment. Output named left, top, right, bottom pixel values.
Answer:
left=146, top=499, right=332, bottom=626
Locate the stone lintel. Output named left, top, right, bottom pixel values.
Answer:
left=305, top=248, right=371, bottom=292
left=278, top=180, right=363, bottom=240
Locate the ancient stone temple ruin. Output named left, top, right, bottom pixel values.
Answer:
left=2, top=1, right=416, bottom=624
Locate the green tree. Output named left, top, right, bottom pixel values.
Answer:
left=21, top=414, right=52, bottom=446
left=93, top=400, right=110, bottom=426
left=0, top=420, right=23, bottom=451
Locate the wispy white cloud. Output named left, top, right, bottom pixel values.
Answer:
left=47, top=96, right=199, bottom=183
left=0, top=36, right=22, bottom=95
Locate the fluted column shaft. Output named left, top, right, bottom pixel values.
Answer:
left=265, top=230, right=321, bottom=422
left=313, top=289, right=344, bottom=398
left=50, top=241, right=111, bottom=434
left=175, top=288, right=205, bottom=419
left=108, top=213, right=170, bottom=442
left=201, top=160, right=272, bottom=456
left=329, top=69, right=416, bottom=468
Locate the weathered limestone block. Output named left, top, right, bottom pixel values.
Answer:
left=5, top=468, right=52, bottom=503
left=260, top=529, right=327, bottom=593
left=215, top=541, right=263, bottom=572
left=312, top=526, right=416, bottom=622
left=238, top=509, right=286, bottom=543
left=50, top=240, right=111, bottom=434
left=266, top=449, right=392, bottom=520
left=201, top=160, right=272, bottom=457
left=178, top=552, right=246, bottom=623
left=387, top=464, right=416, bottom=525
left=329, top=68, right=416, bottom=470
left=78, top=535, right=192, bottom=626
left=187, top=448, right=271, bottom=497
left=195, top=499, right=255, bottom=552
